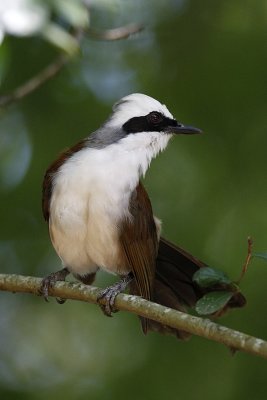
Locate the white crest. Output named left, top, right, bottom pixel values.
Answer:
left=107, top=93, right=174, bottom=128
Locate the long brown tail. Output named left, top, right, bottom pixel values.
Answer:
left=143, top=237, right=246, bottom=340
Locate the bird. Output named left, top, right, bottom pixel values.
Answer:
left=41, top=93, right=246, bottom=339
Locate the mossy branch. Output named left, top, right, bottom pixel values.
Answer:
left=0, top=273, right=266, bottom=360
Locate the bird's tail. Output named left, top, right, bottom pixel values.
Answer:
left=140, top=237, right=246, bottom=340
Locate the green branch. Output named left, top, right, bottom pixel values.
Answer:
left=0, top=273, right=266, bottom=360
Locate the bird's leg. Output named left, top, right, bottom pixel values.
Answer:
left=97, top=272, right=134, bottom=317
left=40, top=267, right=69, bottom=304
left=74, top=272, right=97, bottom=285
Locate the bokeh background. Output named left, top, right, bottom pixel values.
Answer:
left=1, top=0, right=267, bottom=399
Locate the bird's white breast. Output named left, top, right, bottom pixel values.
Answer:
left=49, top=131, right=171, bottom=276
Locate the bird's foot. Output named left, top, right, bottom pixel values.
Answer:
left=40, top=267, right=69, bottom=303
left=97, top=273, right=133, bottom=317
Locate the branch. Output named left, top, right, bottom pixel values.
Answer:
left=237, top=236, right=253, bottom=284
left=0, top=54, right=69, bottom=108
left=0, top=273, right=266, bottom=360
left=87, top=23, right=143, bottom=41
left=0, top=23, right=143, bottom=108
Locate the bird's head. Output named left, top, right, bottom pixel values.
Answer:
left=89, top=93, right=201, bottom=165
left=106, top=93, right=202, bottom=137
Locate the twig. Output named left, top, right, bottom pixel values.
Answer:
left=87, top=23, right=143, bottom=41
left=0, top=28, right=85, bottom=108
left=0, top=54, right=68, bottom=108
left=237, top=237, right=253, bottom=284
left=0, top=23, right=143, bottom=108
left=0, top=273, right=266, bottom=360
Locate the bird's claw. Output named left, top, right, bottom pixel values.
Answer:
left=97, top=286, right=119, bottom=316
left=39, top=268, right=69, bottom=303
left=97, top=274, right=133, bottom=317
left=40, top=275, right=53, bottom=302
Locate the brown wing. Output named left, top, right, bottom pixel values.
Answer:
left=42, top=140, right=87, bottom=221
left=156, top=237, right=246, bottom=311
left=120, top=182, right=158, bottom=318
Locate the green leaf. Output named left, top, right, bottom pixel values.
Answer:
left=195, top=291, right=234, bottom=315
left=42, top=23, right=80, bottom=56
left=54, top=0, right=90, bottom=29
left=253, top=252, right=267, bottom=262
left=193, top=267, right=232, bottom=288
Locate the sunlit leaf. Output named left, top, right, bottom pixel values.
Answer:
left=54, top=0, right=89, bottom=28
left=0, top=0, right=87, bottom=53
left=195, top=291, right=234, bottom=315
left=0, top=0, right=48, bottom=37
left=193, top=267, right=232, bottom=288
left=0, top=28, right=5, bottom=45
left=42, top=22, right=80, bottom=56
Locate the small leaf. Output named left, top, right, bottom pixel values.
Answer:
left=0, top=28, right=5, bottom=45
left=55, top=0, right=90, bottom=29
left=2, top=0, right=48, bottom=37
left=253, top=252, right=267, bottom=262
left=42, top=23, right=80, bottom=56
left=193, top=267, right=232, bottom=288
left=195, top=291, right=234, bottom=315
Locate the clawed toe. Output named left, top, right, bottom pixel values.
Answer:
left=97, top=273, right=133, bottom=317
left=97, top=287, right=118, bottom=316
left=39, top=268, right=69, bottom=303
left=99, top=303, right=113, bottom=317
left=39, top=276, right=52, bottom=302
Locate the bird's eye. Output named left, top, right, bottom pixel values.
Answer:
left=148, top=112, right=163, bottom=125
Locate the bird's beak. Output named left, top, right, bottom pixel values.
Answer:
left=166, top=124, right=202, bottom=135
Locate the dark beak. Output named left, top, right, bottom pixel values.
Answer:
left=166, top=124, right=202, bottom=135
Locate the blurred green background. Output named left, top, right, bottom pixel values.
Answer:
left=1, top=0, right=267, bottom=399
